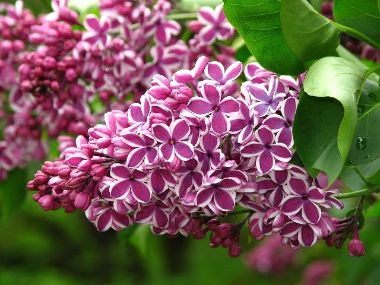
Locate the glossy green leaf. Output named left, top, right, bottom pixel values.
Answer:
left=308, top=0, right=324, bottom=11
left=347, top=97, right=380, bottom=165
left=346, top=68, right=380, bottom=165
left=223, top=0, right=305, bottom=75
left=0, top=168, right=27, bottom=219
left=356, top=158, right=380, bottom=185
left=294, top=57, right=366, bottom=183
left=340, top=166, right=367, bottom=191
left=281, top=0, right=340, bottom=61
left=294, top=95, right=344, bottom=180
left=333, top=0, right=380, bottom=48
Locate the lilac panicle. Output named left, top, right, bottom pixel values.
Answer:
left=28, top=56, right=344, bottom=257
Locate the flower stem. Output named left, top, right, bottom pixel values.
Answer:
left=166, top=12, right=198, bottom=21
left=334, top=186, right=380, bottom=199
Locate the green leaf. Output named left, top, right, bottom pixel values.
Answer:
left=346, top=68, right=380, bottom=165
left=280, top=0, right=340, bottom=61
left=308, top=0, right=324, bottom=11
left=0, top=168, right=27, bottom=219
left=223, top=0, right=305, bottom=75
left=340, top=166, right=367, bottom=191
left=294, top=95, right=344, bottom=180
left=356, top=158, right=380, bottom=185
left=294, top=57, right=366, bottom=183
left=333, top=0, right=380, bottom=48
left=347, top=95, right=380, bottom=165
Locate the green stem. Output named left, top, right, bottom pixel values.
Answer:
left=166, top=12, right=198, bottom=21
left=334, top=186, right=380, bottom=199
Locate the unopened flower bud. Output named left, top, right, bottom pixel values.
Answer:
left=74, top=192, right=90, bottom=210
left=38, top=195, right=54, bottom=210
left=228, top=243, right=241, bottom=257
left=348, top=239, right=365, bottom=257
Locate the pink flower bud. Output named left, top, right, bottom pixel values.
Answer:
left=348, top=239, right=365, bottom=257
left=38, top=195, right=55, bottom=210
left=216, top=223, right=234, bottom=239
left=210, top=235, right=222, bottom=247
left=74, top=192, right=90, bottom=210
left=228, top=243, right=241, bottom=257
left=65, top=68, right=77, bottom=81
left=188, top=21, right=203, bottom=33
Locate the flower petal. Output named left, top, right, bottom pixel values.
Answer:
left=121, top=133, right=145, bottom=147
left=302, top=200, right=322, bottom=224
left=299, top=225, right=318, bottom=247
left=195, top=188, right=215, bottom=207
left=257, top=149, right=274, bottom=174
left=211, top=111, right=229, bottom=135
left=96, top=210, right=112, bottom=232
left=280, top=221, right=300, bottom=238
left=110, top=180, right=131, bottom=199
left=219, top=97, right=239, bottom=113
left=282, top=97, right=297, bottom=122
left=214, top=190, right=235, bottom=211
left=308, top=186, right=325, bottom=203
left=160, top=143, right=175, bottom=161
left=270, top=144, right=292, bottom=162
left=174, top=141, right=194, bottom=161
left=172, top=119, right=190, bottom=141
left=187, top=97, right=213, bottom=115
left=288, top=178, right=308, bottom=195
left=201, top=133, right=219, bottom=152
left=150, top=170, right=166, bottom=194
left=224, top=61, right=242, bottom=82
left=219, top=177, right=241, bottom=191
left=126, top=148, right=146, bottom=168
left=110, top=164, right=130, bottom=180
left=205, top=61, right=224, bottom=83
left=154, top=208, right=169, bottom=228
left=131, top=181, right=151, bottom=203
left=152, top=124, right=171, bottom=142
left=281, top=196, right=303, bottom=216
left=256, top=126, right=274, bottom=145
left=241, top=142, right=265, bottom=157
left=263, top=115, right=286, bottom=131
left=202, top=83, right=221, bottom=106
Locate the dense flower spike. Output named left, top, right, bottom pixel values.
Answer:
left=29, top=56, right=343, bottom=256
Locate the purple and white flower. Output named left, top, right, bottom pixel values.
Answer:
left=187, top=83, right=239, bottom=135
left=241, top=126, right=292, bottom=174
left=152, top=119, right=194, bottom=162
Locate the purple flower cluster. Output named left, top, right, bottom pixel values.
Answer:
left=0, top=1, right=47, bottom=178
left=74, top=1, right=236, bottom=102
left=0, top=0, right=236, bottom=179
left=28, top=57, right=343, bottom=254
